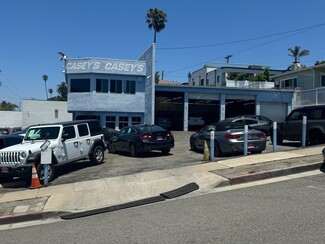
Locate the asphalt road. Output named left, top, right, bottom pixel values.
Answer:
left=1, top=173, right=324, bottom=243
left=0, top=131, right=308, bottom=191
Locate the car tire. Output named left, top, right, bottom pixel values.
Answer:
left=107, top=141, right=116, bottom=154
left=90, top=145, right=105, bottom=165
left=36, top=162, right=55, bottom=184
left=129, top=143, right=137, bottom=157
left=214, top=142, right=223, bottom=157
left=190, top=138, right=197, bottom=151
left=308, top=130, right=322, bottom=145
left=161, top=148, right=170, bottom=155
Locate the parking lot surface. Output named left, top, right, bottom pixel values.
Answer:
left=0, top=131, right=305, bottom=192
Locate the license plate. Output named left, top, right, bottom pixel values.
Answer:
left=248, top=144, right=255, bottom=149
left=156, top=136, right=163, bottom=141
left=0, top=167, right=9, bottom=173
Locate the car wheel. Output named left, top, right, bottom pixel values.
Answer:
left=161, top=148, right=170, bottom=155
left=90, top=145, right=105, bottom=165
left=190, top=138, right=197, bottom=151
left=36, top=162, right=55, bottom=184
left=129, top=143, right=137, bottom=157
left=214, top=142, right=223, bottom=157
left=107, top=141, right=116, bottom=154
left=308, top=130, right=322, bottom=145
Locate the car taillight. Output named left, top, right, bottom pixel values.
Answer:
left=140, top=134, right=152, bottom=140
left=224, top=134, right=240, bottom=139
left=167, top=131, right=173, bottom=137
left=257, top=133, right=266, bottom=138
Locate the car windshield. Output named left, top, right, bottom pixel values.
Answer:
left=25, top=126, right=60, bottom=140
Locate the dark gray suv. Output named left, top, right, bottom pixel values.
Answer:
left=271, top=105, right=325, bottom=145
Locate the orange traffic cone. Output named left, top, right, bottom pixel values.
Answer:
left=30, top=164, right=42, bottom=189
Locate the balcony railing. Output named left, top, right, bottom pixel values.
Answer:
left=294, top=87, right=325, bottom=108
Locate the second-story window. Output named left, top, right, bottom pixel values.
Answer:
left=124, top=80, right=136, bottom=94
left=70, top=79, right=90, bottom=92
left=96, top=79, right=108, bottom=93
left=110, top=80, right=122, bottom=93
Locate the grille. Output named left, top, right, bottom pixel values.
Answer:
left=0, top=152, right=21, bottom=165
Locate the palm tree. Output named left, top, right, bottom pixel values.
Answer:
left=42, top=75, right=48, bottom=100
left=57, top=81, right=68, bottom=100
left=146, top=8, right=167, bottom=43
left=288, top=45, right=310, bottom=63
left=48, top=88, right=53, bottom=98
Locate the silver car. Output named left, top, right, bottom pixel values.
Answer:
left=190, top=120, right=267, bottom=156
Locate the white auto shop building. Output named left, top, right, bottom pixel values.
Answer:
left=64, top=45, right=294, bottom=131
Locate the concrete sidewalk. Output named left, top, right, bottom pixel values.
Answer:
left=0, top=145, right=324, bottom=226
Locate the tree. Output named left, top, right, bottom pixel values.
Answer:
left=42, top=75, right=49, bottom=100
left=288, top=45, right=310, bottom=63
left=0, top=101, right=18, bottom=111
left=155, top=71, right=160, bottom=84
left=57, top=81, right=68, bottom=100
left=146, top=8, right=167, bottom=43
left=48, top=88, right=53, bottom=98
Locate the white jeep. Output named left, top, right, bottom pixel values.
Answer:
left=0, top=120, right=106, bottom=183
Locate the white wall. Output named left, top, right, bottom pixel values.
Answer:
left=21, top=100, right=72, bottom=128
left=0, top=111, right=22, bottom=128
left=260, top=102, right=288, bottom=122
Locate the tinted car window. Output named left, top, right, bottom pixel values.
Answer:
left=87, top=121, right=102, bottom=136
left=5, top=137, right=23, bottom=147
left=62, top=126, right=76, bottom=140
left=78, top=124, right=89, bottom=137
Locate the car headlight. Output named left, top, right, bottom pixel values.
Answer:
left=20, top=152, right=27, bottom=158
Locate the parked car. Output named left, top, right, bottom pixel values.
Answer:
left=235, top=116, right=272, bottom=136
left=102, top=127, right=119, bottom=149
left=108, top=124, right=174, bottom=156
left=190, top=119, right=267, bottom=156
left=0, top=128, right=11, bottom=135
left=0, top=134, right=23, bottom=150
left=271, top=105, right=325, bottom=145
left=0, top=120, right=106, bottom=183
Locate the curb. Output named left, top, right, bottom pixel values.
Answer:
left=0, top=211, right=65, bottom=225
left=223, top=161, right=324, bottom=186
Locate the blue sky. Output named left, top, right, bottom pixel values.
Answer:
left=1, top=0, right=325, bottom=106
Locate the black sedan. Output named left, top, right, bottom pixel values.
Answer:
left=0, top=134, right=23, bottom=150
left=108, top=124, right=174, bottom=157
left=102, top=127, right=119, bottom=149
left=190, top=119, right=267, bottom=156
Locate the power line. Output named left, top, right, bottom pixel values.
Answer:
left=157, top=22, right=325, bottom=50
left=163, top=28, right=313, bottom=75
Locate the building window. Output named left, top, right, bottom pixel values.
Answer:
left=280, top=77, right=297, bottom=88
left=321, top=75, right=325, bottom=86
left=200, top=79, right=204, bottom=86
left=106, top=116, right=116, bottom=129
left=217, top=76, right=220, bottom=83
left=119, top=116, right=128, bottom=129
left=96, top=79, right=108, bottom=93
left=132, top=116, right=141, bottom=125
left=124, top=80, right=136, bottom=94
left=70, top=79, right=90, bottom=92
left=110, top=80, right=122, bottom=93
left=55, top=109, right=58, bottom=118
